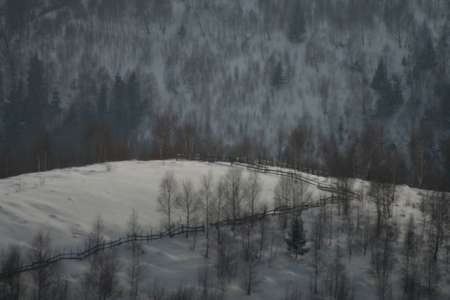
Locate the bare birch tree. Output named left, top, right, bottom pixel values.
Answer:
left=157, top=170, right=179, bottom=232
left=176, top=178, right=201, bottom=238
left=127, top=209, right=148, bottom=298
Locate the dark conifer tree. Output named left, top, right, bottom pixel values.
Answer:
left=4, top=80, right=26, bottom=145
left=97, top=83, right=108, bottom=122
left=49, top=90, right=62, bottom=126
left=286, top=216, right=309, bottom=258
left=371, top=59, right=389, bottom=92
left=26, top=54, right=48, bottom=135
left=271, top=62, right=287, bottom=89
left=110, top=73, right=126, bottom=137
left=127, top=72, right=141, bottom=131
left=417, top=34, right=437, bottom=72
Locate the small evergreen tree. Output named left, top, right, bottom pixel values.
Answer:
left=417, top=34, right=437, bottom=72
left=286, top=216, right=309, bottom=258
left=371, top=59, right=389, bottom=92
left=271, top=62, right=287, bottom=89
left=375, top=75, right=403, bottom=118
left=50, top=90, right=62, bottom=124
left=97, top=83, right=108, bottom=122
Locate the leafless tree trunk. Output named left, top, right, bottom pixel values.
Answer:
left=199, top=171, right=215, bottom=258
left=402, top=215, right=419, bottom=298
left=240, top=240, right=259, bottom=296
left=214, top=232, right=239, bottom=283
left=224, top=168, right=244, bottom=233
left=325, top=245, right=352, bottom=300
left=127, top=209, right=148, bottom=298
left=152, top=107, right=178, bottom=161
left=0, top=244, right=27, bottom=300
left=83, top=213, right=121, bottom=300
left=371, top=228, right=394, bottom=300
left=281, top=283, right=302, bottom=300
left=28, top=229, right=57, bottom=300
left=169, top=282, right=196, bottom=300
left=176, top=178, right=200, bottom=238
left=157, top=171, right=179, bottom=233
left=145, top=276, right=167, bottom=300
left=310, top=213, right=324, bottom=295
left=244, top=171, right=261, bottom=226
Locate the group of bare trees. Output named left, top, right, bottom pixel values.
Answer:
left=0, top=230, right=70, bottom=300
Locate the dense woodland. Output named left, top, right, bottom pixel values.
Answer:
left=0, top=0, right=449, bottom=191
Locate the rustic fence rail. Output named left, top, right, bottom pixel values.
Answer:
left=0, top=158, right=357, bottom=279
left=0, top=224, right=205, bottom=279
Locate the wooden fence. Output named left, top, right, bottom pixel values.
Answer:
left=209, top=194, right=340, bottom=229
left=0, top=158, right=357, bottom=279
left=0, top=224, right=204, bottom=279
left=177, top=154, right=328, bottom=178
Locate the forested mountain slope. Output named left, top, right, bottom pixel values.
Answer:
left=0, top=0, right=449, bottom=190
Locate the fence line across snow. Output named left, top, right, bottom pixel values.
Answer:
left=0, top=160, right=357, bottom=279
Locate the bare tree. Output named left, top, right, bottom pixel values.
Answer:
left=153, top=0, right=173, bottom=34
left=359, top=122, right=386, bottom=181
left=273, top=176, right=292, bottom=229
left=244, top=171, right=262, bottom=225
left=423, top=243, right=440, bottom=297
left=325, top=245, right=352, bottom=300
left=258, top=204, right=270, bottom=259
left=145, top=276, right=167, bottom=300
left=28, top=229, right=64, bottom=300
left=408, top=123, right=432, bottom=188
left=83, top=213, right=121, bottom=300
left=291, top=176, right=311, bottom=217
left=287, top=123, right=312, bottom=169
left=336, top=178, right=354, bottom=217
left=402, top=215, right=420, bottom=298
left=240, top=241, right=259, bottom=296
left=429, top=191, right=449, bottom=261
left=0, top=244, right=27, bottom=300
left=214, top=232, right=239, bottom=283
left=169, top=282, right=196, bottom=300
left=127, top=209, right=148, bottom=298
left=281, top=283, right=302, bottom=300
left=275, top=126, right=287, bottom=164
left=199, top=171, right=215, bottom=258
left=179, top=118, right=198, bottom=160
left=157, top=171, right=179, bottom=232
left=371, top=228, right=394, bottom=300
left=223, top=167, right=244, bottom=233
left=176, top=178, right=201, bottom=238
left=152, top=107, right=178, bottom=161
left=310, top=212, right=324, bottom=294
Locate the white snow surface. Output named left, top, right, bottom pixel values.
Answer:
left=0, top=160, right=448, bottom=299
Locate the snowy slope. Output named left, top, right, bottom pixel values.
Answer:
left=0, top=161, right=448, bottom=299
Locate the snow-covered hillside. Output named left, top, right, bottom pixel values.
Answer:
left=0, top=161, right=448, bottom=299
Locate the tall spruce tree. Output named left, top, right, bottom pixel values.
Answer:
left=49, top=90, right=62, bottom=126
left=110, top=73, right=126, bottom=137
left=417, top=34, right=437, bottom=72
left=26, top=54, right=48, bottom=135
left=127, top=72, right=141, bottom=131
left=371, top=59, right=389, bottom=92
left=97, top=83, right=108, bottom=122
left=271, top=62, right=287, bottom=89
left=4, top=80, right=27, bottom=145
left=376, top=75, right=403, bottom=117
left=286, top=216, right=309, bottom=258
